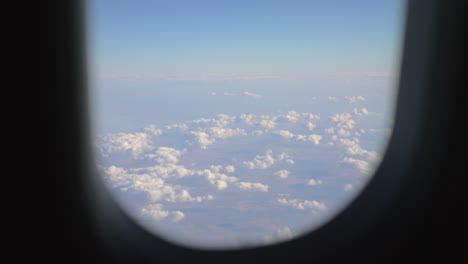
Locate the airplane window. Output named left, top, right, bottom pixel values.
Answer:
left=87, top=0, right=405, bottom=249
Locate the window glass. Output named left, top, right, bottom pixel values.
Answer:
left=87, top=0, right=405, bottom=249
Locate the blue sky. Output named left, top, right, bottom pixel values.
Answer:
left=88, top=0, right=404, bottom=76
left=88, top=0, right=405, bottom=249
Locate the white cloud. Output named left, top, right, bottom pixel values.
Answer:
left=146, top=147, right=185, bottom=164
left=279, top=110, right=301, bottom=123
left=97, top=132, right=153, bottom=158
left=328, top=96, right=338, bottom=102
left=277, top=198, right=326, bottom=210
left=243, top=91, right=262, bottom=99
left=274, top=170, right=289, bottom=179
left=307, top=179, right=323, bottom=186
left=353, top=107, right=369, bottom=116
left=286, top=159, right=295, bottom=165
left=306, top=122, right=317, bottom=131
left=141, top=204, right=186, bottom=222
left=345, top=96, right=365, bottom=103
left=171, top=211, right=186, bottom=222
left=259, top=119, right=276, bottom=130
left=343, top=157, right=371, bottom=175
left=308, top=134, right=323, bottom=145
left=190, top=131, right=215, bottom=149
left=337, top=128, right=351, bottom=137
left=143, top=124, right=163, bottom=136
left=325, top=127, right=335, bottom=134
left=344, top=184, right=354, bottom=192
left=302, top=112, right=319, bottom=120
left=251, top=130, right=264, bottom=136
left=103, top=166, right=213, bottom=203
left=239, top=114, right=257, bottom=126
left=243, top=149, right=288, bottom=169
left=330, top=112, right=356, bottom=130
left=225, top=165, right=235, bottom=173
left=207, top=127, right=247, bottom=139
left=264, top=227, right=294, bottom=244
left=196, top=169, right=238, bottom=190
left=236, top=182, right=269, bottom=192
left=275, top=130, right=295, bottom=139
left=165, top=123, right=189, bottom=131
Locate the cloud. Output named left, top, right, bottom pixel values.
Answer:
left=274, top=130, right=295, bottom=140
left=274, top=170, right=289, bottom=179
left=353, top=107, right=369, bottom=116
left=279, top=110, right=301, bottom=123
left=306, top=122, right=317, bottom=131
left=325, top=127, right=335, bottom=134
left=165, top=123, right=189, bottom=131
left=259, top=119, right=276, bottom=130
left=264, top=227, right=295, bottom=244
left=97, top=132, right=154, bottom=159
left=190, top=131, right=215, bottom=149
left=307, top=179, right=323, bottom=186
left=337, top=128, right=351, bottom=137
left=286, top=159, right=295, bottom=165
left=345, top=96, right=366, bottom=103
left=343, top=157, right=371, bottom=175
left=243, top=91, right=263, bottom=99
left=225, top=165, right=235, bottom=173
left=236, top=182, right=269, bottom=192
left=143, top=125, right=163, bottom=136
left=330, top=112, right=356, bottom=130
left=196, top=169, right=238, bottom=190
left=239, top=114, right=257, bottom=126
left=328, top=96, right=338, bottom=102
left=146, top=147, right=186, bottom=164
left=277, top=198, right=326, bottom=211
left=103, top=165, right=213, bottom=203
left=141, top=204, right=185, bottom=222
left=302, top=113, right=320, bottom=120
left=308, top=134, right=323, bottom=145
left=243, top=149, right=287, bottom=169
left=206, top=127, right=247, bottom=139
left=344, top=184, right=354, bottom=192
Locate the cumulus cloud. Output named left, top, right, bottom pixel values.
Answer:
left=97, top=132, right=153, bottom=158
left=345, top=95, right=365, bottom=103
left=277, top=198, right=326, bottom=211
left=259, top=119, right=276, bottom=130
left=353, top=107, right=369, bottom=116
left=103, top=165, right=213, bottom=203
left=243, top=149, right=287, bottom=169
left=146, top=147, right=186, bottom=164
left=141, top=204, right=185, bottom=222
left=307, top=179, right=323, bottom=186
left=343, top=157, right=371, bottom=175
left=275, top=130, right=295, bottom=140
left=207, top=127, right=247, bottom=139
left=274, top=170, right=289, bottom=179
left=190, top=131, right=215, bottom=149
left=236, top=182, right=269, bottom=192
left=196, top=169, right=238, bottom=190
left=325, top=127, right=335, bottom=134
left=225, top=165, right=235, bottom=173
left=328, top=96, right=338, bottom=102
left=330, top=112, right=356, bottom=130
left=308, top=134, right=323, bottom=145
left=243, top=91, right=263, bottom=99
left=239, top=114, right=257, bottom=126
left=286, top=159, right=295, bottom=165
left=165, top=123, right=189, bottom=131
left=302, top=113, right=320, bottom=120
left=279, top=110, right=301, bottom=123
left=264, top=227, right=295, bottom=244
left=344, top=184, right=354, bottom=192
left=306, top=122, right=317, bottom=131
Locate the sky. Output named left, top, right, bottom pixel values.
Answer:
left=87, top=0, right=405, bottom=249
